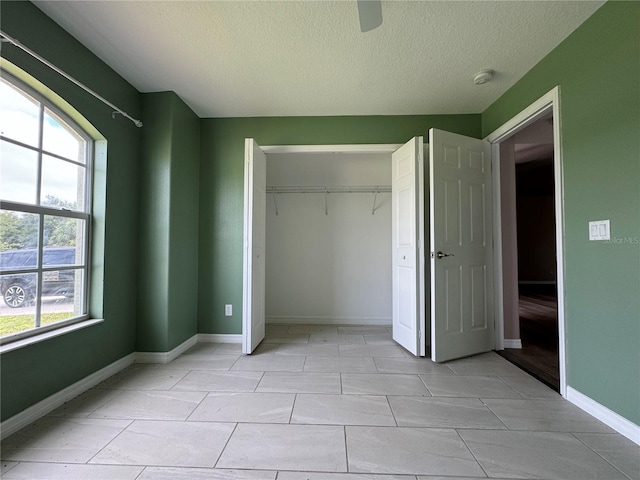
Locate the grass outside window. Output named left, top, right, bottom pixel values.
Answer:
left=0, top=311, right=73, bottom=337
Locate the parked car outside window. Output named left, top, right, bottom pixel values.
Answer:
left=0, top=247, right=76, bottom=308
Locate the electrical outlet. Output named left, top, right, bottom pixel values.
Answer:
left=225, top=304, right=232, bottom=316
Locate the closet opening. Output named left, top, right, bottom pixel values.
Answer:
left=264, top=151, right=393, bottom=328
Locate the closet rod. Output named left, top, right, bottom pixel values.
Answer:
left=267, top=185, right=391, bottom=194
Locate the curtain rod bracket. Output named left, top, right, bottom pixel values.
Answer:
left=112, top=110, right=143, bottom=127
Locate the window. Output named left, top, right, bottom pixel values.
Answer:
left=0, top=73, right=92, bottom=342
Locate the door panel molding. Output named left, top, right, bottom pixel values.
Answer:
left=430, top=128, right=494, bottom=363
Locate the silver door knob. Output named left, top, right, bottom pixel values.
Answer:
left=436, top=251, right=454, bottom=259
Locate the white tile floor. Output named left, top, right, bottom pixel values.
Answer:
left=2, top=324, right=639, bottom=480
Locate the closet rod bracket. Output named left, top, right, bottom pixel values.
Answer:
left=324, top=189, right=328, bottom=215
left=372, top=190, right=379, bottom=215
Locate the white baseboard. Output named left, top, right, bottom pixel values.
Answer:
left=566, top=386, right=640, bottom=446
left=267, top=316, right=391, bottom=326
left=1, top=334, right=237, bottom=440
left=135, top=335, right=198, bottom=364
left=198, top=333, right=242, bottom=343
left=1, top=334, right=223, bottom=439
left=0, top=353, right=135, bottom=440
left=503, top=339, right=522, bottom=349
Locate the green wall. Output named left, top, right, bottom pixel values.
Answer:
left=198, top=115, right=480, bottom=334
left=1, top=2, right=142, bottom=420
left=138, top=92, right=200, bottom=352
left=138, top=93, right=172, bottom=351
left=167, top=94, right=201, bottom=350
left=483, top=1, right=640, bottom=424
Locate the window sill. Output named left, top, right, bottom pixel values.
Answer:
left=0, top=318, right=104, bottom=354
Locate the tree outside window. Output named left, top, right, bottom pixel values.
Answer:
left=0, top=74, right=92, bottom=340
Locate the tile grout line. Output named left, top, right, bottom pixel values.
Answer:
left=212, top=421, right=239, bottom=470
left=454, top=427, right=491, bottom=478
left=494, top=374, right=528, bottom=400
left=478, top=397, right=511, bottom=431
left=570, top=432, right=636, bottom=480
left=386, top=394, right=399, bottom=427
left=417, top=373, right=434, bottom=397
left=83, top=417, right=135, bottom=466
left=343, top=424, right=350, bottom=473
left=182, top=389, right=210, bottom=422
left=133, top=465, right=147, bottom=480
left=288, top=389, right=298, bottom=424
left=253, top=371, right=266, bottom=392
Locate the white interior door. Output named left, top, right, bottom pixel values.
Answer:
left=242, top=138, right=266, bottom=354
left=429, top=128, right=494, bottom=362
left=391, top=137, right=426, bottom=356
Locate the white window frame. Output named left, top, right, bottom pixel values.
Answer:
left=0, top=71, right=93, bottom=344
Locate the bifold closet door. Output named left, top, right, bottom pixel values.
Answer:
left=391, top=136, right=426, bottom=356
left=242, top=138, right=266, bottom=354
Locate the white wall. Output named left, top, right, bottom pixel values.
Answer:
left=265, top=153, right=392, bottom=324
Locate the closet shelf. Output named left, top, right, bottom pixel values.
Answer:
left=266, top=185, right=391, bottom=194
left=267, top=185, right=390, bottom=216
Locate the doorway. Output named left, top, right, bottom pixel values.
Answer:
left=487, top=87, right=566, bottom=395
left=497, top=114, right=560, bottom=391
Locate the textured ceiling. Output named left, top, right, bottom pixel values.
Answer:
left=33, top=0, right=604, bottom=118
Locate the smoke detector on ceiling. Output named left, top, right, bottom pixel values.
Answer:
left=473, top=69, right=494, bottom=85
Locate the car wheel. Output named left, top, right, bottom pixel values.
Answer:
left=4, top=284, right=28, bottom=308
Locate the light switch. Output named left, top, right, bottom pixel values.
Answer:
left=225, top=304, right=233, bottom=316
left=588, top=220, right=610, bottom=241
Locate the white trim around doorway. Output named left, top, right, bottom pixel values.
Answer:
left=485, top=86, right=567, bottom=397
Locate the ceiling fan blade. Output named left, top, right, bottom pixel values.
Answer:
left=357, top=0, right=383, bottom=32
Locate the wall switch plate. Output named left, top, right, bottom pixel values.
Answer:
left=225, top=304, right=232, bottom=316
left=589, top=220, right=610, bottom=241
